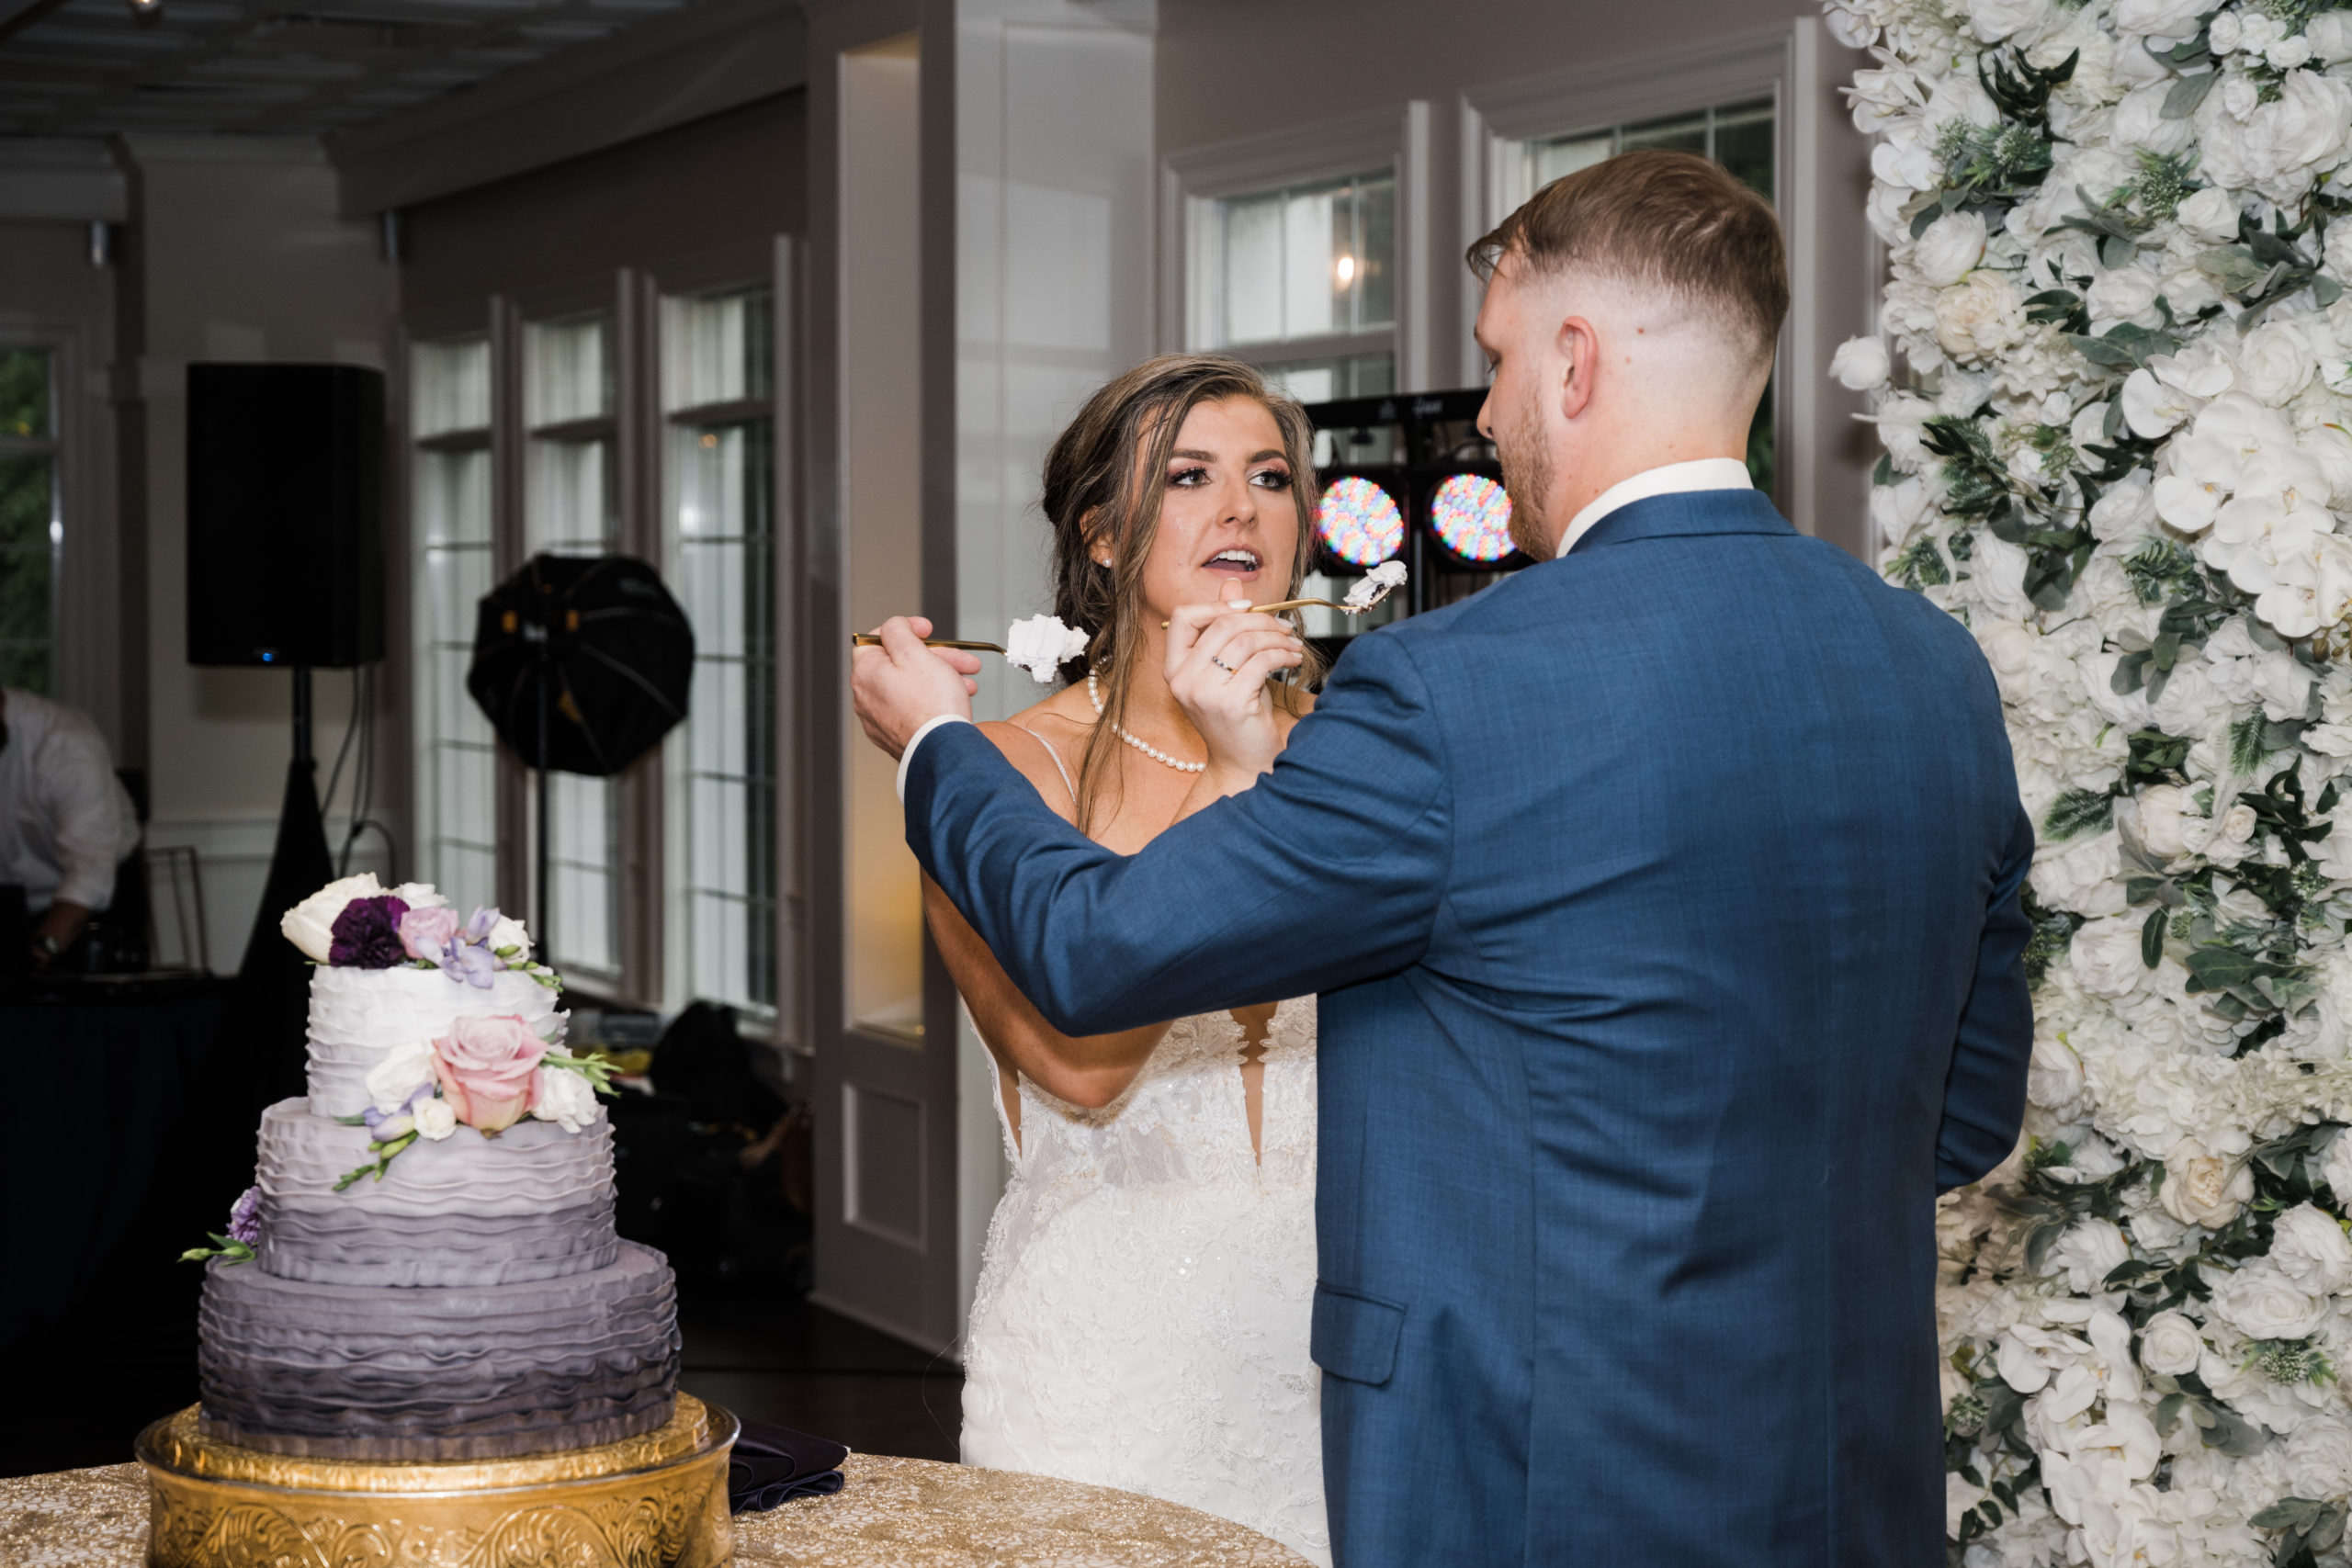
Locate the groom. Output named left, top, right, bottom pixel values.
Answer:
left=854, top=151, right=2033, bottom=1566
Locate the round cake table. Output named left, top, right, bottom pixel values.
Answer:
left=0, top=1452, right=1315, bottom=1567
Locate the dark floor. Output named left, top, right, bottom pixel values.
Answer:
left=0, top=1253, right=959, bottom=1480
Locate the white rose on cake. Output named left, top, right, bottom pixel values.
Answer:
left=532, top=1055, right=604, bottom=1134
left=391, top=883, right=450, bottom=910
left=413, top=1097, right=458, bottom=1140
left=365, top=1039, right=440, bottom=1112
left=280, top=873, right=388, bottom=963
left=487, top=914, right=532, bottom=964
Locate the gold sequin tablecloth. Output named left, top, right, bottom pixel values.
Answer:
left=0, top=1453, right=1313, bottom=1567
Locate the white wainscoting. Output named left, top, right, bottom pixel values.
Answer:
left=141, top=817, right=391, bottom=975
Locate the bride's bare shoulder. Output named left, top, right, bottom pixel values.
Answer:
left=975, top=684, right=1094, bottom=819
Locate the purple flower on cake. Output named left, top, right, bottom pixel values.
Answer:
left=432, top=1014, right=548, bottom=1134
left=328, top=895, right=412, bottom=969
left=226, top=1186, right=262, bottom=1247
left=397, top=904, right=463, bottom=963
left=279, top=872, right=389, bottom=963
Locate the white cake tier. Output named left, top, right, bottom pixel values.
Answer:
left=305, top=964, right=565, bottom=1121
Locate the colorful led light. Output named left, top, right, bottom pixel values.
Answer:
left=1316, top=475, right=1405, bottom=569
left=1430, top=473, right=1514, bottom=563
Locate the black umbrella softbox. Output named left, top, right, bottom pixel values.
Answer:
left=469, top=553, right=694, bottom=776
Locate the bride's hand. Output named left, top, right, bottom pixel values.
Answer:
left=1165, top=600, right=1305, bottom=789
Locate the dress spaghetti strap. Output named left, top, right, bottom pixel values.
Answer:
left=1009, top=723, right=1079, bottom=810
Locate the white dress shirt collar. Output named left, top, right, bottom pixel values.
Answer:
left=1555, top=457, right=1756, bottom=558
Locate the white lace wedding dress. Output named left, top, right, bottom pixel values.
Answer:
left=961, top=997, right=1329, bottom=1565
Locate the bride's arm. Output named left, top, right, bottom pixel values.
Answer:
left=925, top=875, right=1172, bottom=1110
left=926, top=721, right=1173, bottom=1111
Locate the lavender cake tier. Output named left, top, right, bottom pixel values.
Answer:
left=304, top=964, right=563, bottom=1121
left=197, top=1242, right=679, bottom=1461
left=251, top=1100, right=619, bottom=1288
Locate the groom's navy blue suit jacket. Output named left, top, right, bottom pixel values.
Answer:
left=905, top=489, right=2035, bottom=1567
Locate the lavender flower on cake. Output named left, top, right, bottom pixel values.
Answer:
left=328, top=896, right=411, bottom=968
left=225, top=1185, right=262, bottom=1247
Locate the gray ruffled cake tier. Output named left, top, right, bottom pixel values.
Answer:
left=252, top=1099, right=619, bottom=1287
left=197, top=1241, right=679, bottom=1461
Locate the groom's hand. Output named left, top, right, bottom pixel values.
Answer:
left=852, top=616, right=980, bottom=761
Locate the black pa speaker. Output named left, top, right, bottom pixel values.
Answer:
left=187, top=362, right=386, bottom=669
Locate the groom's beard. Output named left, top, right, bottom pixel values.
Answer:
left=1496, top=386, right=1555, bottom=559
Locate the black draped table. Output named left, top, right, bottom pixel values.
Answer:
left=0, top=981, right=226, bottom=1346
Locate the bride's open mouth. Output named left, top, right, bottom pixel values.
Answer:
left=1203, top=547, right=1261, bottom=584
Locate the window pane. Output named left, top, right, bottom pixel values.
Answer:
left=417, top=447, right=490, bottom=550
left=412, top=336, right=489, bottom=437
left=1260, top=351, right=1394, bottom=404
left=1621, top=111, right=1707, bottom=157
left=1282, top=185, right=1339, bottom=340
left=0, top=350, right=49, bottom=440
left=526, top=436, right=614, bottom=555
left=1713, top=98, right=1776, bottom=202
left=1528, top=132, right=1611, bottom=191
left=663, top=288, right=773, bottom=409
left=1354, top=175, right=1396, bottom=332
left=525, top=316, right=611, bottom=425
left=0, top=455, right=51, bottom=694
left=548, top=771, right=618, bottom=977
left=1221, top=195, right=1283, bottom=346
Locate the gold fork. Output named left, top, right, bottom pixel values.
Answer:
left=849, top=633, right=1006, bottom=652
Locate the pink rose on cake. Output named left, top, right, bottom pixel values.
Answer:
left=398, top=905, right=464, bottom=963
left=430, top=1015, right=548, bottom=1134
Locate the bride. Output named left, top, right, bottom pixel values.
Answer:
left=925, top=353, right=1330, bottom=1563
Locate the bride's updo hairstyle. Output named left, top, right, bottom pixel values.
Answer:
left=1040, top=353, right=1321, bottom=833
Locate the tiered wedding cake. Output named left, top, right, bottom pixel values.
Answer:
left=188, top=874, right=680, bottom=1462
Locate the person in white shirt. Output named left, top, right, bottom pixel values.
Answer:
left=0, top=688, right=141, bottom=968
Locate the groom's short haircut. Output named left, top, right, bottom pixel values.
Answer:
left=1468, top=149, right=1787, bottom=373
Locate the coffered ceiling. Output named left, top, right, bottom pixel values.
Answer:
left=0, top=0, right=742, bottom=140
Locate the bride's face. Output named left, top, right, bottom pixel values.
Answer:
left=1127, top=396, right=1300, bottom=621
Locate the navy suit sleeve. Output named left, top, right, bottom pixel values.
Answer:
left=905, top=632, right=1452, bottom=1035
left=1935, top=803, right=2037, bottom=1194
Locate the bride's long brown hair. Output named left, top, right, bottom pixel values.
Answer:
left=1040, top=354, right=1323, bottom=834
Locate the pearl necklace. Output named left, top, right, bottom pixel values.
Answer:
left=1087, top=671, right=1207, bottom=773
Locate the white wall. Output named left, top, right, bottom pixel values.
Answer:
left=125, top=137, right=400, bottom=964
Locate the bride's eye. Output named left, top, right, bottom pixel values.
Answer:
left=1250, top=468, right=1291, bottom=490
left=1169, top=465, right=1209, bottom=488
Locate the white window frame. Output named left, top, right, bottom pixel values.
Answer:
left=1461, top=19, right=1839, bottom=525
left=1160, top=102, right=1434, bottom=393
left=657, top=278, right=783, bottom=1032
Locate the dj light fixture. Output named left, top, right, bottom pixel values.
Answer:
left=1430, top=473, right=1514, bottom=564
left=1316, top=474, right=1405, bottom=568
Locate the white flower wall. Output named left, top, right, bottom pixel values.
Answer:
left=1830, top=0, right=2352, bottom=1558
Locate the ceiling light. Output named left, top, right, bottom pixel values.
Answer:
left=127, top=0, right=163, bottom=21
left=1335, top=254, right=1356, bottom=288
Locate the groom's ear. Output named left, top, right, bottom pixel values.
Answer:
left=1555, top=315, right=1600, bottom=423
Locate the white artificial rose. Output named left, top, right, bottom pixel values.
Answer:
left=1936, top=369, right=1996, bottom=418
left=2290, top=1416, right=2352, bottom=1502
left=1871, top=134, right=1942, bottom=193
left=2135, top=1309, right=2207, bottom=1375
left=486, top=914, right=532, bottom=963
left=2110, top=0, right=2205, bottom=37
left=2110, top=83, right=2198, bottom=156
left=2324, top=1134, right=2352, bottom=1205
left=1968, top=0, right=2048, bottom=42
left=2220, top=801, right=2257, bottom=845
left=2304, top=423, right=2352, bottom=509
left=2239, top=320, right=2317, bottom=406
left=2048, top=1216, right=2132, bottom=1293
left=1830, top=335, right=1893, bottom=391
left=2069, top=910, right=2151, bottom=995
left=2212, top=1259, right=2330, bottom=1340
left=413, top=1096, right=457, bottom=1140
left=1935, top=272, right=2024, bottom=361
left=2309, top=11, right=2352, bottom=63
left=1872, top=393, right=1936, bottom=471
left=2199, top=69, right=2352, bottom=206
left=390, top=883, right=449, bottom=911
left=2133, top=784, right=2189, bottom=858
left=278, top=872, right=386, bottom=964
left=364, top=1039, right=439, bottom=1113
left=1915, top=209, right=1990, bottom=288
left=2207, top=9, right=2245, bottom=52
left=531, top=1061, right=603, bottom=1134
left=2272, top=1202, right=2352, bottom=1294
left=2175, top=186, right=2243, bottom=243
left=2267, top=33, right=2314, bottom=70
left=2028, top=1032, right=2088, bottom=1120
left=2086, top=265, right=2161, bottom=327
left=2088, top=472, right=2157, bottom=540
left=2161, top=1137, right=2256, bottom=1228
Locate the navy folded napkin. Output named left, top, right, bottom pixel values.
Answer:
left=728, top=1418, right=850, bottom=1513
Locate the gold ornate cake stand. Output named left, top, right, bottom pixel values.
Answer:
left=134, top=1393, right=738, bottom=1567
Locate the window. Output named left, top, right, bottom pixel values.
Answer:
left=662, top=286, right=778, bottom=1021
left=0, top=349, right=56, bottom=692
left=410, top=335, right=499, bottom=915
left=1517, top=98, right=1777, bottom=490
left=523, top=313, right=622, bottom=982
left=1190, top=170, right=1397, bottom=403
